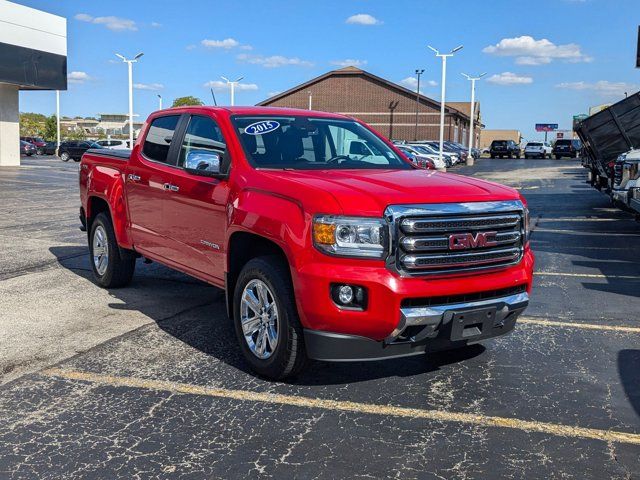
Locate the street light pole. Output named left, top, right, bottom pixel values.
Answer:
left=115, top=52, right=144, bottom=149
left=157, top=94, right=162, bottom=110
left=308, top=91, right=313, bottom=110
left=221, top=76, right=244, bottom=106
left=428, top=45, right=463, bottom=165
left=461, top=72, right=486, bottom=166
left=414, top=69, right=424, bottom=141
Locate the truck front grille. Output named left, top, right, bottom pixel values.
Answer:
left=387, top=201, right=526, bottom=275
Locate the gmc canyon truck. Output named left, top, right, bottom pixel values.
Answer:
left=79, top=106, right=534, bottom=380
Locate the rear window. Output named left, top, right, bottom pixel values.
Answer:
left=527, top=143, right=542, bottom=147
left=143, top=115, right=180, bottom=164
left=556, top=140, right=571, bottom=146
left=491, top=141, right=507, bottom=146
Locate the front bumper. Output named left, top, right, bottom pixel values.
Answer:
left=304, top=291, right=529, bottom=361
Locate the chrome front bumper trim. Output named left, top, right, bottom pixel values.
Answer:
left=385, top=292, right=529, bottom=343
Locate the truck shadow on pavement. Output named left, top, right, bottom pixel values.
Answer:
left=618, top=350, right=640, bottom=419
left=49, top=245, right=486, bottom=385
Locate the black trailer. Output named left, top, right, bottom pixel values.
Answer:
left=576, top=91, right=640, bottom=191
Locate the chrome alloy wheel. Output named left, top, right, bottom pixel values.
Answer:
left=240, top=279, right=279, bottom=360
left=92, top=225, right=109, bottom=276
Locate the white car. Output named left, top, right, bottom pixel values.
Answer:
left=402, top=144, right=447, bottom=170
left=95, top=139, right=131, bottom=150
left=524, top=142, right=552, bottom=159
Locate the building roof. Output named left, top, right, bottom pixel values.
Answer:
left=258, top=66, right=471, bottom=121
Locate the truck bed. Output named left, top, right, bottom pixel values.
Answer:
left=85, top=148, right=132, bottom=161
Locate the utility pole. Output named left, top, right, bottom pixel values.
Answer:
left=115, top=52, right=144, bottom=149
left=388, top=100, right=399, bottom=140
left=428, top=45, right=463, bottom=165
left=55, top=90, right=60, bottom=154
left=157, top=94, right=162, bottom=110
left=414, top=69, right=424, bottom=141
left=461, top=72, right=486, bottom=166
left=308, top=91, right=313, bottom=110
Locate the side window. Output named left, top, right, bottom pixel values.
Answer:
left=142, top=115, right=180, bottom=164
left=178, top=115, right=226, bottom=167
left=79, top=142, right=90, bottom=148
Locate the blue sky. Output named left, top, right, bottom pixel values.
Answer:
left=18, top=0, right=640, bottom=140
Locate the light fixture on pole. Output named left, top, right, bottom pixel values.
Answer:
left=115, top=52, right=144, bottom=149
left=308, top=91, right=313, bottom=110
left=413, top=69, right=425, bottom=141
left=157, top=94, right=162, bottom=110
left=428, top=45, right=463, bottom=164
left=221, top=76, right=244, bottom=106
left=461, top=72, right=486, bottom=166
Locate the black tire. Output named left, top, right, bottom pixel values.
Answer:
left=60, top=151, right=70, bottom=162
left=233, top=256, right=307, bottom=380
left=73, top=158, right=80, bottom=162
left=490, top=154, right=495, bottom=159
left=555, top=155, right=561, bottom=160
left=89, top=212, right=136, bottom=288
left=36, top=148, right=44, bottom=155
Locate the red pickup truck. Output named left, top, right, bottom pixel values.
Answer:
left=79, top=106, right=534, bottom=379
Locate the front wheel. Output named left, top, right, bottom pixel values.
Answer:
left=233, top=256, right=307, bottom=380
left=555, top=155, right=561, bottom=160
left=60, top=151, right=70, bottom=162
left=89, top=212, right=136, bottom=288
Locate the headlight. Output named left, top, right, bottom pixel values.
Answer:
left=313, top=215, right=388, bottom=258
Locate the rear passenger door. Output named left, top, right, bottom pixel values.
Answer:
left=125, top=114, right=184, bottom=258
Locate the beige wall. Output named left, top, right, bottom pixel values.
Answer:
left=479, top=129, right=521, bottom=150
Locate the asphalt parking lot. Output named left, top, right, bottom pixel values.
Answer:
left=1, top=155, right=639, bottom=479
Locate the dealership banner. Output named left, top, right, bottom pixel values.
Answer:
left=535, top=123, right=559, bottom=132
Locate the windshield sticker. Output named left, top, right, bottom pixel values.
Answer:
left=244, top=120, right=280, bottom=135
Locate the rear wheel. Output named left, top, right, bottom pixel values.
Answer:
left=555, top=155, right=561, bottom=160
left=60, top=151, right=70, bottom=162
left=89, top=212, right=136, bottom=288
left=490, top=154, right=495, bottom=159
left=233, top=256, right=307, bottom=380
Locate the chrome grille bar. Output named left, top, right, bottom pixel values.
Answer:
left=401, top=214, right=521, bottom=233
left=401, top=247, right=521, bottom=270
left=401, top=231, right=521, bottom=252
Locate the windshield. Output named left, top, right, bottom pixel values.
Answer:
left=232, top=115, right=411, bottom=170
left=411, top=145, right=433, bottom=155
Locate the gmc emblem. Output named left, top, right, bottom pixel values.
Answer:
left=449, top=231, right=498, bottom=250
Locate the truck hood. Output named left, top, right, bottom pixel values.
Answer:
left=260, top=169, right=520, bottom=216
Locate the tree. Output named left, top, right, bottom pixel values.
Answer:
left=172, top=96, right=204, bottom=107
left=19, top=113, right=44, bottom=137
left=44, top=115, right=57, bottom=141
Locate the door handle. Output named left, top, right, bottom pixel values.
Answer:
left=127, top=174, right=141, bottom=182
left=163, top=183, right=179, bottom=192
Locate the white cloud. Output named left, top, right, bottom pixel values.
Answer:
left=556, top=80, right=638, bottom=97
left=483, top=35, right=591, bottom=65
left=398, top=76, right=437, bottom=92
left=134, top=83, right=164, bottom=91
left=202, top=38, right=240, bottom=49
left=68, top=71, right=91, bottom=84
left=486, top=72, right=533, bottom=86
left=331, top=59, right=368, bottom=68
left=346, top=14, right=382, bottom=25
left=204, top=80, right=259, bottom=92
left=237, top=53, right=313, bottom=68
left=75, top=13, right=137, bottom=32
left=268, top=91, right=282, bottom=97
left=185, top=44, right=197, bottom=51
left=150, top=22, right=162, bottom=28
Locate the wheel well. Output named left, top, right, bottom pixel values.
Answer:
left=226, top=232, right=289, bottom=318
left=87, top=197, right=111, bottom=231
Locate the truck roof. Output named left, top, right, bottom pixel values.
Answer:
left=153, top=106, right=352, bottom=120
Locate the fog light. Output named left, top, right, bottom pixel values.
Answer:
left=338, top=285, right=353, bottom=304
left=330, top=284, right=367, bottom=310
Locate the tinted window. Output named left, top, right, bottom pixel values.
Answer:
left=143, top=115, right=180, bottom=164
left=527, top=143, right=542, bottom=147
left=178, top=115, right=226, bottom=167
left=79, top=142, right=90, bottom=148
left=556, top=140, right=571, bottom=146
left=491, top=141, right=507, bottom=146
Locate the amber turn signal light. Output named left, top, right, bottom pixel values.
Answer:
left=313, top=223, right=336, bottom=245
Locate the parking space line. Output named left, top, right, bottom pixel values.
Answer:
left=519, top=317, right=640, bottom=333
left=42, top=368, right=640, bottom=446
left=537, top=217, right=627, bottom=222
left=535, top=271, right=640, bottom=280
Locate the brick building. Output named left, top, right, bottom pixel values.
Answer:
left=258, top=66, right=481, bottom=146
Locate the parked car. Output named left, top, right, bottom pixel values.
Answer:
left=21, top=136, right=47, bottom=154
left=58, top=140, right=103, bottom=162
left=444, top=141, right=470, bottom=163
left=408, top=142, right=455, bottom=167
left=421, top=141, right=461, bottom=165
left=41, top=141, right=58, bottom=155
left=552, top=139, right=582, bottom=159
left=524, top=142, right=552, bottom=159
left=396, top=145, right=436, bottom=170
left=95, top=139, right=131, bottom=150
left=399, top=144, right=446, bottom=170
left=79, top=106, right=533, bottom=380
left=20, top=140, right=36, bottom=156
left=490, top=140, right=521, bottom=159
left=610, top=149, right=640, bottom=212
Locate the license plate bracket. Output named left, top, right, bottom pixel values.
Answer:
left=449, top=307, right=497, bottom=341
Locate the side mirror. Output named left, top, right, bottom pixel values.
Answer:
left=184, top=149, right=223, bottom=177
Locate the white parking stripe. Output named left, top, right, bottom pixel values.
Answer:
left=536, top=271, right=640, bottom=280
